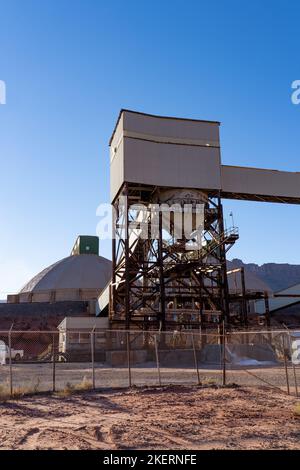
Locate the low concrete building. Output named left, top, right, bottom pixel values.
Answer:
left=58, top=316, right=109, bottom=361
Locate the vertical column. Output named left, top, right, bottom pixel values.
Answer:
left=124, top=184, right=131, bottom=330
left=126, top=331, right=132, bottom=387
left=264, top=293, right=271, bottom=327
left=52, top=333, right=56, bottom=392
left=8, top=326, right=13, bottom=397
left=241, top=267, right=248, bottom=327
left=111, top=200, right=117, bottom=321
left=158, top=209, right=166, bottom=331
left=91, top=327, right=95, bottom=390
left=218, top=196, right=230, bottom=325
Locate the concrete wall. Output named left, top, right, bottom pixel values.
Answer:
left=0, top=301, right=90, bottom=330
left=8, top=289, right=101, bottom=304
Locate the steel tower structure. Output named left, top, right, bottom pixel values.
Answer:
left=97, top=109, right=300, bottom=330
left=110, top=183, right=239, bottom=330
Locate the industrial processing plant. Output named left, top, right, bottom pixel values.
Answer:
left=3, top=1, right=300, bottom=454
left=95, top=109, right=300, bottom=332
left=3, top=109, right=300, bottom=334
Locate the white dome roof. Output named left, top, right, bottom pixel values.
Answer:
left=18, top=254, right=112, bottom=302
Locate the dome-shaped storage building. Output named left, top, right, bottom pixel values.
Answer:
left=7, top=236, right=112, bottom=303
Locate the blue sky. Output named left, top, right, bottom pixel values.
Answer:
left=0, top=0, right=300, bottom=297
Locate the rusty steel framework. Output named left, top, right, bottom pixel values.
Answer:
left=227, top=267, right=271, bottom=328
left=96, top=110, right=300, bottom=331
left=110, top=182, right=244, bottom=331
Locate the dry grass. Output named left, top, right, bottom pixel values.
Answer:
left=56, top=376, right=93, bottom=397
left=0, top=384, right=10, bottom=402
left=75, top=376, right=92, bottom=391
left=0, top=377, right=41, bottom=401
left=56, top=382, right=75, bottom=398
left=0, top=375, right=93, bottom=401
left=293, top=403, right=300, bottom=417
left=202, top=377, right=217, bottom=386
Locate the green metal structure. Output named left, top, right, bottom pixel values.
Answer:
left=71, top=236, right=99, bottom=256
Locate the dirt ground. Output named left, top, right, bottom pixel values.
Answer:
left=0, top=385, right=299, bottom=450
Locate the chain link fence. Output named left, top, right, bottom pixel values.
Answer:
left=0, top=328, right=299, bottom=398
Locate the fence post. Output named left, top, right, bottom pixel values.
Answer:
left=91, top=327, right=96, bottom=390
left=288, top=333, right=299, bottom=397
left=282, top=334, right=290, bottom=395
left=154, top=334, right=161, bottom=386
left=292, top=362, right=299, bottom=397
left=8, top=324, right=13, bottom=397
left=126, top=331, right=132, bottom=388
left=222, top=322, right=226, bottom=387
left=52, top=333, right=56, bottom=392
left=191, top=333, right=201, bottom=385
